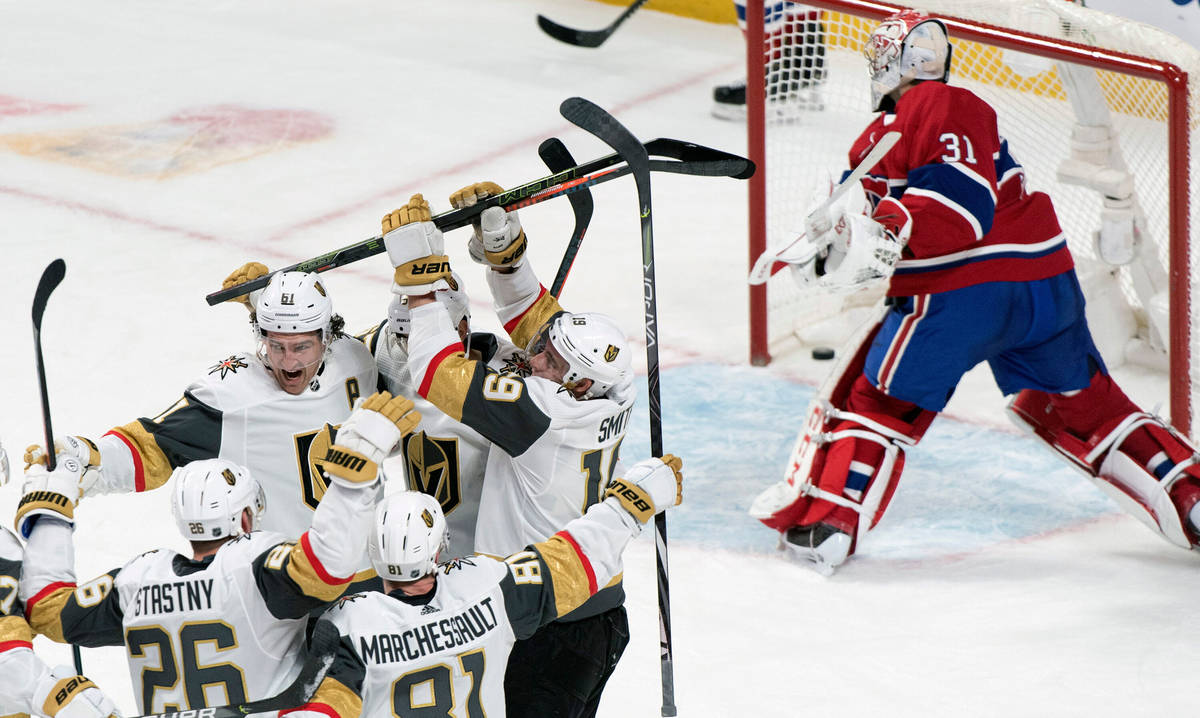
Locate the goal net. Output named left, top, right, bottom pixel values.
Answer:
left=745, top=0, right=1200, bottom=436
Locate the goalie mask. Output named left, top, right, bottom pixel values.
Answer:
left=369, top=491, right=449, bottom=581
left=527, top=312, right=633, bottom=400
left=864, top=10, right=951, bottom=112
left=387, top=271, right=471, bottom=340
left=171, top=459, right=266, bottom=542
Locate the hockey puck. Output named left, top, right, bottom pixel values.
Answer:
left=811, top=347, right=835, bottom=360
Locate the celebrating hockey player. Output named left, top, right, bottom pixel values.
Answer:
left=17, top=393, right=418, bottom=715
left=0, top=439, right=122, bottom=718
left=25, top=270, right=377, bottom=539
left=749, top=10, right=1200, bottom=575
left=281, top=455, right=684, bottom=718
left=358, top=274, right=529, bottom=561
left=381, top=187, right=637, bottom=718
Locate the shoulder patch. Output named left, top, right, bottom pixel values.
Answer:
left=208, top=355, right=249, bottom=379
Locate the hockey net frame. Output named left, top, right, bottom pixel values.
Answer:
left=745, top=0, right=1199, bottom=436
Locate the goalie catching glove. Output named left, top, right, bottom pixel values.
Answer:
left=603, top=454, right=683, bottom=525
left=382, top=194, right=456, bottom=295
left=791, top=212, right=903, bottom=293
left=14, top=453, right=85, bottom=538
left=448, top=181, right=527, bottom=269
left=313, top=392, right=420, bottom=485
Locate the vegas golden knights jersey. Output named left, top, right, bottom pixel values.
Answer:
left=88, top=336, right=377, bottom=537
left=360, top=322, right=531, bottom=561
left=288, top=496, right=643, bottom=718
left=405, top=264, right=633, bottom=620
left=0, top=527, right=36, bottom=718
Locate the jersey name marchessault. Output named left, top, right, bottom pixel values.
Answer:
left=358, top=595, right=498, bottom=664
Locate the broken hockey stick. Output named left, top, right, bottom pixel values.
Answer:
left=538, top=137, right=595, bottom=298
left=30, top=258, right=84, bottom=676
left=130, top=619, right=339, bottom=718
left=537, top=0, right=650, bottom=48
left=206, top=137, right=753, bottom=305
left=560, top=96, right=678, bottom=717
left=748, top=130, right=902, bottom=285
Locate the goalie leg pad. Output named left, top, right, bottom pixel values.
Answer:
left=752, top=375, right=933, bottom=557
left=1007, top=372, right=1200, bottom=548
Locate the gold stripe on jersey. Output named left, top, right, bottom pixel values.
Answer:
left=285, top=535, right=352, bottom=602
left=0, top=615, right=33, bottom=644
left=534, top=534, right=596, bottom=618
left=422, top=352, right=475, bottom=423
left=0, top=712, right=29, bottom=718
left=25, top=583, right=75, bottom=643
left=507, top=291, right=563, bottom=350
left=110, top=421, right=174, bottom=490
left=304, top=676, right=361, bottom=718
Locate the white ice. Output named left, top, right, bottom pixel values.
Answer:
left=0, top=1, right=1195, bottom=716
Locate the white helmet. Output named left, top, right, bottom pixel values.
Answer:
left=530, top=312, right=632, bottom=400
left=256, top=272, right=334, bottom=341
left=387, top=272, right=471, bottom=338
left=171, top=459, right=266, bottom=542
left=864, top=10, right=950, bottom=112
left=368, top=491, right=449, bottom=581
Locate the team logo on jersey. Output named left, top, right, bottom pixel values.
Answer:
left=604, top=344, right=619, bottom=362
left=401, top=432, right=462, bottom=515
left=294, top=424, right=339, bottom=510
left=208, top=355, right=248, bottom=379
left=500, top=354, right=532, bottom=377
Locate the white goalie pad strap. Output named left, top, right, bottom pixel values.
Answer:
left=1084, top=412, right=1156, bottom=467
left=827, top=410, right=920, bottom=446
left=1096, top=449, right=1192, bottom=549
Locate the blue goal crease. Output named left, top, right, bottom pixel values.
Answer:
left=622, top=364, right=1117, bottom=562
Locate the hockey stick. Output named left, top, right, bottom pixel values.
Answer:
left=30, top=258, right=83, bottom=676
left=130, top=619, right=339, bottom=718
left=748, top=130, right=902, bottom=285
left=538, top=137, right=595, bottom=297
left=559, top=96, right=677, bottom=717
left=537, top=0, right=650, bottom=48
left=207, top=138, right=752, bottom=306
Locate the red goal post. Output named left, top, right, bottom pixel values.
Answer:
left=746, top=0, right=1200, bottom=436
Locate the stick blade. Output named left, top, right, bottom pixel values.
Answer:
left=33, top=258, right=66, bottom=328
left=537, top=14, right=609, bottom=47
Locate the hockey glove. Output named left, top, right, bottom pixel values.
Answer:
left=14, top=454, right=84, bottom=538
left=24, top=436, right=104, bottom=496
left=383, top=194, right=454, bottom=295
left=817, top=214, right=902, bottom=293
left=221, top=261, right=269, bottom=315
left=33, top=666, right=122, bottom=718
left=314, top=392, right=420, bottom=485
left=604, top=454, right=683, bottom=524
left=448, top=181, right=527, bottom=269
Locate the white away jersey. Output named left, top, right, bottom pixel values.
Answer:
left=25, top=529, right=350, bottom=716
left=360, top=322, right=532, bottom=560
left=93, top=336, right=377, bottom=537
left=292, top=498, right=643, bottom=718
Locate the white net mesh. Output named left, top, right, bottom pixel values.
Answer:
left=752, top=0, right=1200, bottom=433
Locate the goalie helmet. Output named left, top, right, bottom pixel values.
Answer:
left=171, top=459, right=266, bottom=542
left=368, top=491, right=449, bottom=581
left=864, top=10, right=951, bottom=112
left=528, top=312, right=632, bottom=400
left=256, top=271, right=334, bottom=342
left=387, top=272, right=471, bottom=338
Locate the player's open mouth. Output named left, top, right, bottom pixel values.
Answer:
left=282, top=369, right=303, bottom=381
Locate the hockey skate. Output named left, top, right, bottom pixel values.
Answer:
left=782, top=523, right=851, bottom=576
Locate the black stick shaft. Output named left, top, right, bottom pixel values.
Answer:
left=537, top=0, right=651, bottom=48
left=30, top=259, right=82, bottom=674
left=205, top=138, right=751, bottom=306
left=559, top=97, right=676, bottom=717
left=538, top=138, right=595, bottom=298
